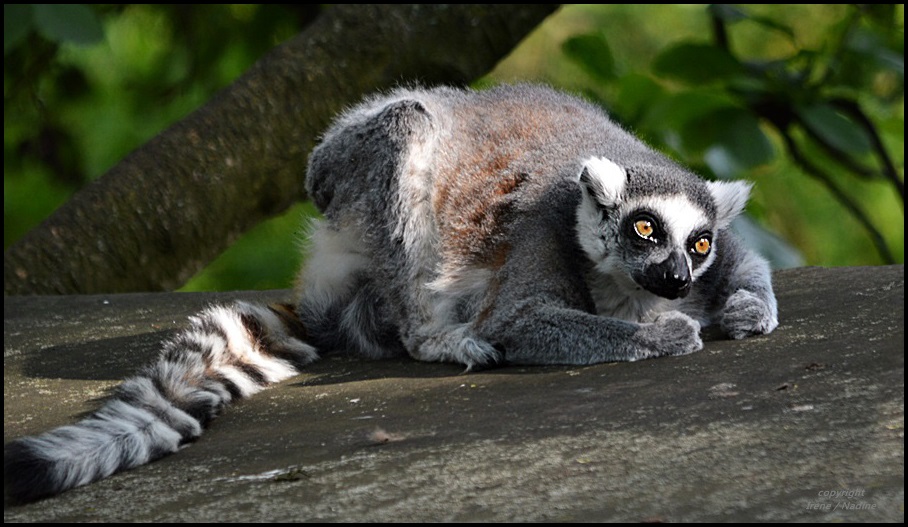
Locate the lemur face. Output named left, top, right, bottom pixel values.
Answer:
left=575, top=157, right=748, bottom=300
left=609, top=195, right=715, bottom=299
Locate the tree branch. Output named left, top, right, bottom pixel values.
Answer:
left=829, top=97, right=905, bottom=205
left=781, top=131, right=896, bottom=264
left=4, top=4, right=560, bottom=295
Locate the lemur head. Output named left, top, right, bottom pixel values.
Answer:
left=575, top=156, right=751, bottom=300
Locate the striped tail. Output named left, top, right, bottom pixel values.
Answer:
left=4, top=301, right=318, bottom=502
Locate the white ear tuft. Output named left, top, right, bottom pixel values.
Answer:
left=707, top=180, right=752, bottom=228
left=578, top=156, right=626, bottom=207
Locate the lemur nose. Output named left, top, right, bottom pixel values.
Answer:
left=665, top=270, right=690, bottom=288
left=661, top=253, right=692, bottom=296
left=640, top=252, right=693, bottom=300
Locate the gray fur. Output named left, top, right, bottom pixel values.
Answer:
left=5, top=84, right=778, bottom=502
left=299, top=83, right=777, bottom=366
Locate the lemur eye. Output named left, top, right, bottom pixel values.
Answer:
left=692, top=237, right=711, bottom=255
left=634, top=219, right=654, bottom=239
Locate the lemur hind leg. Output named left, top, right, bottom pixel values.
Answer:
left=295, top=220, right=405, bottom=359
left=401, top=268, right=504, bottom=370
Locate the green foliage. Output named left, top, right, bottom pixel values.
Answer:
left=562, top=32, right=617, bottom=82
left=3, top=5, right=904, bottom=292
left=652, top=43, right=745, bottom=84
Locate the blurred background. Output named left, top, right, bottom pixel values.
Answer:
left=4, top=5, right=903, bottom=291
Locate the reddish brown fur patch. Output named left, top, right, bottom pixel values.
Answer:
left=433, top=142, right=527, bottom=268
left=430, top=96, right=589, bottom=271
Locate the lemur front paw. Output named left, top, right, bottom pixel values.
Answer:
left=721, top=289, right=779, bottom=340
left=458, top=337, right=505, bottom=372
left=642, top=311, right=703, bottom=359
left=412, top=326, right=504, bottom=371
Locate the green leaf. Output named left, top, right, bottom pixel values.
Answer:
left=613, top=74, right=664, bottom=123
left=33, top=4, right=103, bottom=45
left=686, top=107, right=775, bottom=176
left=642, top=91, right=734, bottom=137
left=795, top=103, right=873, bottom=156
left=652, top=42, right=745, bottom=85
left=845, top=27, right=904, bottom=76
left=634, top=91, right=736, bottom=156
left=4, top=4, right=33, bottom=55
left=562, top=31, right=616, bottom=82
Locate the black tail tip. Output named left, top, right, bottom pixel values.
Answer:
left=5, top=439, right=65, bottom=504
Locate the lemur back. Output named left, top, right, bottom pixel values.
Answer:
left=4, top=84, right=778, bottom=502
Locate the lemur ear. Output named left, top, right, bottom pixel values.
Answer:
left=707, top=180, right=752, bottom=228
left=578, top=156, right=627, bottom=207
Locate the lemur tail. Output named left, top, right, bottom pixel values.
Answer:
left=4, top=301, right=318, bottom=503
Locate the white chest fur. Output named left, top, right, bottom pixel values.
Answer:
left=585, top=268, right=678, bottom=323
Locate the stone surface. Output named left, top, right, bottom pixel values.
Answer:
left=3, top=265, right=904, bottom=521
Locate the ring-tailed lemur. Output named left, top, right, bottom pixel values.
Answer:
left=4, top=84, right=778, bottom=502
